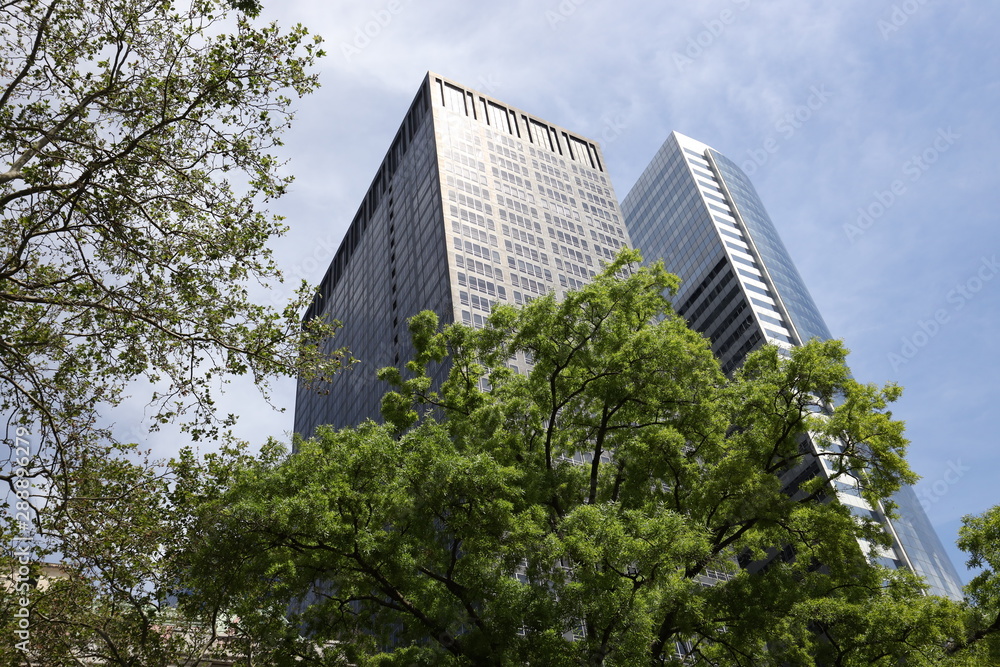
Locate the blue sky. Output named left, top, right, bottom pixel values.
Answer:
left=149, top=1, right=999, bottom=583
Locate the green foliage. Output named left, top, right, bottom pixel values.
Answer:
left=948, top=507, right=1000, bottom=660
left=177, top=251, right=976, bottom=665
left=0, top=445, right=236, bottom=665
left=961, top=507, right=1000, bottom=618
left=0, top=0, right=344, bottom=662
left=0, top=0, right=340, bottom=475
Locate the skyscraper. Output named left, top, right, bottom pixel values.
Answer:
left=620, top=131, right=964, bottom=599
left=294, top=73, right=631, bottom=436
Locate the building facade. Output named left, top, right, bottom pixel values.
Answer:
left=294, top=73, right=631, bottom=436
left=620, top=131, right=964, bottom=599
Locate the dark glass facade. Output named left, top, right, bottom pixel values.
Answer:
left=294, top=80, right=453, bottom=434
left=294, top=73, right=628, bottom=436
left=621, top=131, right=964, bottom=600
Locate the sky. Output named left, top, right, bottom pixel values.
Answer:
left=131, top=0, right=999, bottom=584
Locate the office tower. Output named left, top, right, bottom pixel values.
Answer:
left=294, top=72, right=631, bottom=436
left=620, top=131, right=964, bottom=600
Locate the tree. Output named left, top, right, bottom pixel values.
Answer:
left=946, top=507, right=1000, bottom=662
left=0, top=0, right=345, bottom=662
left=176, top=251, right=972, bottom=666
left=0, top=447, right=236, bottom=666
left=0, top=0, right=341, bottom=500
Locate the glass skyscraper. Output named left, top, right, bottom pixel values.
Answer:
left=294, top=72, right=631, bottom=436
left=620, top=131, right=964, bottom=599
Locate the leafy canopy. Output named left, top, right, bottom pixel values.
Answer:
left=177, top=251, right=974, bottom=666
left=0, top=0, right=341, bottom=478
left=953, top=507, right=1000, bottom=660
left=0, top=0, right=344, bottom=662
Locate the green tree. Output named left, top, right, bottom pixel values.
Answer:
left=176, top=251, right=972, bottom=666
left=946, top=507, right=1000, bottom=662
left=0, top=0, right=344, bottom=662
left=0, top=447, right=236, bottom=666
left=0, top=0, right=341, bottom=500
